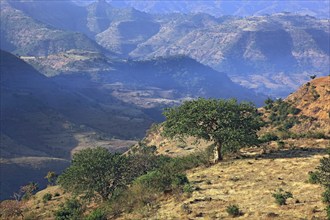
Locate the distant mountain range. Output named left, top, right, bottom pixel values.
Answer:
left=1, top=0, right=329, bottom=97
left=74, top=0, right=330, bottom=18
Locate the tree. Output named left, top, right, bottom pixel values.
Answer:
left=314, top=153, right=330, bottom=219
left=45, top=171, right=57, bottom=185
left=264, top=97, right=274, bottom=110
left=20, top=182, right=39, bottom=200
left=57, top=147, right=128, bottom=200
left=310, top=75, right=317, bottom=80
left=162, top=98, right=262, bottom=162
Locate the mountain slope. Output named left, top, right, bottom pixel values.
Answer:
left=0, top=50, right=152, bottom=199
left=22, top=52, right=266, bottom=107
left=2, top=0, right=328, bottom=97
left=6, top=0, right=91, bottom=35
left=128, top=13, right=329, bottom=96
left=110, top=0, right=330, bottom=18
left=286, top=76, right=330, bottom=120
left=0, top=1, right=104, bottom=56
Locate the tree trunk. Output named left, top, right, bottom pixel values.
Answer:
left=213, top=142, right=223, bottom=163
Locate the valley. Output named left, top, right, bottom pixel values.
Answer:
left=0, top=1, right=329, bottom=218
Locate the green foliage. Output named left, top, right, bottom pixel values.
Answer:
left=57, top=147, right=129, bottom=200
left=310, top=75, right=317, bottom=80
left=276, top=140, right=285, bottom=149
left=45, top=171, right=57, bottom=185
left=84, top=209, right=107, bottom=220
left=134, top=169, right=188, bottom=192
left=323, top=188, right=330, bottom=203
left=112, top=184, right=159, bottom=216
left=326, top=205, right=330, bottom=220
left=266, top=98, right=301, bottom=130
left=126, top=144, right=171, bottom=182
left=163, top=98, right=262, bottom=161
left=310, top=85, right=320, bottom=100
left=272, top=188, right=293, bottom=205
left=259, top=133, right=278, bottom=143
left=281, top=131, right=329, bottom=139
left=226, top=204, right=241, bottom=217
left=42, top=193, right=52, bottom=203
left=264, top=98, right=274, bottom=110
left=20, top=182, right=39, bottom=200
left=54, top=198, right=83, bottom=220
left=183, top=184, right=194, bottom=194
left=108, top=146, right=212, bottom=216
left=316, top=154, right=330, bottom=187
left=308, top=171, right=320, bottom=184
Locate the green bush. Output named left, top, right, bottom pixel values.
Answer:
left=57, top=147, right=129, bottom=200
left=259, top=133, right=278, bottom=143
left=326, top=205, right=330, bottom=220
left=272, top=189, right=293, bottom=205
left=172, top=173, right=189, bottom=187
left=308, top=171, right=320, bottom=184
left=183, top=184, right=194, bottom=194
left=42, top=193, right=52, bottom=203
left=84, top=209, right=107, bottom=220
left=323, top=188, right=330, bottom=203
left=276, top=141, right=285, bottom=149
left=226, top=204, right=241, bottom=217
left=134, top=169, right=189, bottom=192
left=54, top=198, right=83, bottom=220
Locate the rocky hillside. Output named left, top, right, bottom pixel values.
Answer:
left=286, top=76, right=330, bottom=120
left=0, top=0, right=104, bottom=56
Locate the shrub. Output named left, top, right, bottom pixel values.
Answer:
left=134, top=169, right=189, bottom=192
left=57, top=147, right=129, bottom=200
left=326, top=205, right=330, bottom=220
left=20, top=182, right=39, bottom=200
left=54, top=198, right=83, bottom=220
left=323, top=188, right=330, bottom=203
left=107, top=183, right=159, bottom=215
left=316, top=154, right=330, bottom=187
left=308, top=171, right=320, bottom=184
left=45, top=171, right=57, bottom=185
left=183, top=184, right=194, bottom=194
left=276, top=140, right=285, bottom=149
left=42, top=193, right=52, bottom=203
left=226, top=204, right=241, bottom=217
left=272, top=189, right=293, bottom=205
left=84, top=209, right=107, bottom=220
left=259, top=133, right=278, bottom=143
left=172, top=173, right=189, bottom=187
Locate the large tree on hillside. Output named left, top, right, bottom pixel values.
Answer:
left=162, top=98, right=262, bottom=162
left=57, top=147, right=128, bottom=200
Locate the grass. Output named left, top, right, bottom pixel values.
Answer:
left=13, top=139, right=329, bottom=220
left=134, top=140, right=328, bottom=219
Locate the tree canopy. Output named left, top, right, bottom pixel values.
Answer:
left=162, top=98, right=262, bottom=162
left=57, top=147, right=128, bottom=200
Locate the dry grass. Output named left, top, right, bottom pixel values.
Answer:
left=122, top=139, right=329, bottom=220
left=9, top=139, right=328, bottom=220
